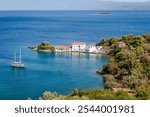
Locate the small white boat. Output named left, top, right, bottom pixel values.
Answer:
left=11, top=49, right=25, bottom=68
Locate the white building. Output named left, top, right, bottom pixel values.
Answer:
left=97, top=46, right=103, bottom=51
left=72, top=42, right=86, bottom=51
left=85, top=44, right=98, bottom=53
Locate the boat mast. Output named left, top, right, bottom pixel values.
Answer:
left=14, top=51, right=16, bottom=62
left=19, top=48, right=22, bottom=63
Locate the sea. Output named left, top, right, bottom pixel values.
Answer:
left=0, top=10, right=150, bottom=100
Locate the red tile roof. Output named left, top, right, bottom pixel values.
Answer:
left=55, top=45, right=70, bottom=49
left=72, top=42, right=86, bottom=45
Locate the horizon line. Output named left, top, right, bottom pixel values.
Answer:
left=0, top=9, right=150, bottom=11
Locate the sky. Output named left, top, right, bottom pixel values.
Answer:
left=0, top=0, right=149, bottom=10
left=103, top=0, right=149, bottom=2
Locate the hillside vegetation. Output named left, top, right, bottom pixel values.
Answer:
left=97, top=34, right=150, bottom=90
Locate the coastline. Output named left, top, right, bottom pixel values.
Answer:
left=28, top=33, right=150, bottom=100
left=29, top=47, right=107, bottom=55
left=28, top=41, right=104, bottom=55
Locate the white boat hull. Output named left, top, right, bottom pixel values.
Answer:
left=11, top=62, right=25, bottom=68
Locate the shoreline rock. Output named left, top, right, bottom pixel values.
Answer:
left=28, top=46, right=38, bottom=51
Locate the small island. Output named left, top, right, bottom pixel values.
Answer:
left=98, top=12, right=112, bottom=15
left=29, top=42, right=55, bottom=53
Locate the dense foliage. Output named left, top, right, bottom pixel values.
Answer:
left=38, top=42, right=55, bottom=53
left=97, top=34, right=150, bottom=99
left=32, top=87, right=150, bottom=100
left=35, top=89, right=135, bottom=100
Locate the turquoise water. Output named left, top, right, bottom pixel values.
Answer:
left=0, top=10, right=150, bottom=100
left=1, top=50, right=108, bottom=100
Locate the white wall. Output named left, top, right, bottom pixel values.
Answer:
left=72, top=45, right=86, bottom=51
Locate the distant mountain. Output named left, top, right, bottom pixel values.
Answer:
left=98, top=1, right=150, bottom=10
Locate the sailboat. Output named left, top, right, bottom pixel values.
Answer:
left=11, top=49, right=25, bottom=68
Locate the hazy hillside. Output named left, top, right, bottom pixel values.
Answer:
left=98, top=1, right=150, bottom=10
